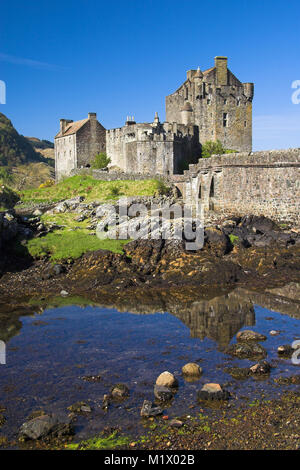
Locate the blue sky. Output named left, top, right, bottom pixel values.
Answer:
left=0, top=0, right=300, bottom=150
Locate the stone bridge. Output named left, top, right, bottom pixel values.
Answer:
left=171, top=148, right=300, bottom=223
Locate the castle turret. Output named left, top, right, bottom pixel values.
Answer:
left=243, top=82, right=254, bottom=101
left=181, top=101, right=193, bottom=125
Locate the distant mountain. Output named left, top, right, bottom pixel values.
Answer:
left=0, top=113, right=50, bottom=167
left=25, top=136, right=54, bottom=150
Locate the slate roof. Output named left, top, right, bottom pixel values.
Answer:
left=55, top=118, right=88, bottom=138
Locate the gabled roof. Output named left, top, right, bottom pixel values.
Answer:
left=55, top=118, right=89, bottom=138
left=202, top=66, right=215, bottom=76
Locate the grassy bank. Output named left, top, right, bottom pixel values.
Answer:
left=26, top=231, right=130, bottom=261
left=26, top=211, right=130, bottom=261
left=19, top=175, right=166, bottom=205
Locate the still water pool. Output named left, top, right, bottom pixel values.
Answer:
left=0, top=288, right=299, bottom=441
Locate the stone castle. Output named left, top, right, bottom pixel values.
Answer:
left=55, top=57, right=253, bottom=180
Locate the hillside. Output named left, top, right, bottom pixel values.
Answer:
left=0, top=113, right=49, bottom=167
left=0, top=113, right=55, bottom=189
left=25, top=136, right=55, bottom=161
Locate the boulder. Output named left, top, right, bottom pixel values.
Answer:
left=140, top=400, right=163, bottom=417
left=249, top=360, right=271, bottom=375
left=239, top=215, right=279, bottom=234
left=226, top=342, right=267, bottom=359
left=236, top=330, right=267, bottom=342
left=110, top=383, right=130, bottom=399
left=204, top=227, right=231, bottom=256
left=277, top=345, right=294, bottom=357
left=154, top=385, right=173, bottom=402
left=19, top=414, right=74, bottom=440
left=67, top=402, right=92, bottom=413
left=197, top=383, right=230, bottom=401
left=182, top=363, right=202, bottom=378
left=155, top=371, right=177, bottom=388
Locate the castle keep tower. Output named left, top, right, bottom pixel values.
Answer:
left=166, top=57, right=254, bottom=152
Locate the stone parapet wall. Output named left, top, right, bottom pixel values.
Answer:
left=181, top=148, right=300, bottom=223
left=70, top=168, right=171, bottom=183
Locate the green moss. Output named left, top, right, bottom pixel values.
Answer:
left=19, top=175, right=161, bottom=205
left=26, top=230, right=130, bottom=261
left=229, top=234, right=239, bottom=245
left=66, top=431, right=130, bottom=450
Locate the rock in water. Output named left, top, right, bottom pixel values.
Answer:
left=110, top=383, right=130, bottom=399
left=249, top=360, right=271, bottom=375
left=67, top=401, right=92, bottom=413
left=182, top=363, right=202, bottom=378
left=226, top=342, right=267, bottom=359
left=236, top=330, right=267, bottom=342
left=277, top=345, right=294, bottom=357
left=154, top=385, right=173, bottom=402
left=155, top=371, right=178, bottom=388
left=197, top=383, right=230, bottom=401
left=19, top=414, right=74, bottom=440
left=140, top=400, right=163, bottom=417
left=102, top=394, right=110, bottom=410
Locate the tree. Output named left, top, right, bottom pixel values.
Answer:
left=201, top=140, right=225, bottom=158
left=92, top=152, right=111, bottom=169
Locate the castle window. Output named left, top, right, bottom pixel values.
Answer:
left=209, top=177, right=215, bottom=197
left=237, top=99, right=240, bottom=106
left=207, top=99, right=211, bottom=105
left=223, top=113, right=228, bottom=127
left=185, top=88, right=189, bottom=100
left=244, top=121, right=247, bottom=127
left=224, top=99, right=227, bottom=105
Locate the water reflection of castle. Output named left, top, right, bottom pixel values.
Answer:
left=173, top=292, right=256, bottom=349
left=1, top=284, right=300, bottom=348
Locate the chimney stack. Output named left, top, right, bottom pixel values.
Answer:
left=60, top=119, right=73, bottom=134
left=88, top=112, right=97, bottom=120
left=214, top=56, right=228, bottom=86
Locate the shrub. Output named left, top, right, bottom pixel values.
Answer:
left=201, top=140, right=237, bottom=159
left=155, top=179, right=170, bottom=196
left=39, top=179, right=54, bottom=189
left=92, top=153, right=111, bottom=169
left=110, top=184, right=121, bottom=197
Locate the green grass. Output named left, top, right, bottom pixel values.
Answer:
left=26, top=230, right=130, bottom=261
left=18, top=175, right=164, bottom=205
left=66, top=431, right=130, bottom=450
left=25, top=210, right=131, bottom=261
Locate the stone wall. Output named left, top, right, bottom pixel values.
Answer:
left=76, top=120, right=106, bottom=168
left=181, top=149, right=300, bottom=223
left=55, top=134, right=77, bottom=181
left=70, top=168, right=171, bottom=182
